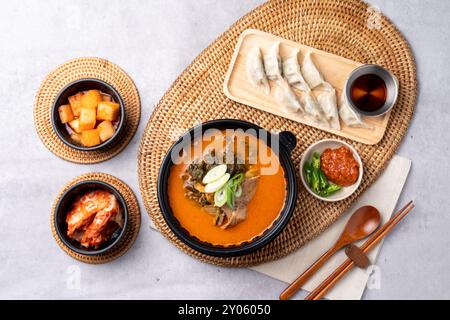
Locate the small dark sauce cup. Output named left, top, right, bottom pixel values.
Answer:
left=54, top=180, right=128, bottom=256
left=344, top=64, right=399, bottom=117
left=51, top=78, right=125, bottom=151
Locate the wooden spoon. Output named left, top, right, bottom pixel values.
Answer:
left=279, top=205, right=381, bottom=300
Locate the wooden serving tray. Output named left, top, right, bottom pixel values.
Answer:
left=223, top=29, right=390, bottom=145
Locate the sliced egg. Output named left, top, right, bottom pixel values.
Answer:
left=202, top=164, right=228, bottom=184
left=204, top=173, right=230, bottom=193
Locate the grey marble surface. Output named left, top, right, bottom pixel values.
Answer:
left=0, top=0, right=449, bottom=300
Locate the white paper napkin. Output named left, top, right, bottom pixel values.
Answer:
left=251, top=155, right=411, bottom=300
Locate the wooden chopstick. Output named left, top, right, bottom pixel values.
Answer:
left=304, top=201, right=415, bottom=300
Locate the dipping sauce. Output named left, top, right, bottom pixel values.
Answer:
left=320, top=146, right=359, bottom=187
left=350, top=74, right=387, bottom=112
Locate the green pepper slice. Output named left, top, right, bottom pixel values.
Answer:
left=311, top=152, right=321, bottom=170
left=304, top=162, right=313, bottom=186
left=320, top=183, right=343, bottom=197
left=311, top=168, right=320, bottom=194
left=318, top=170, right=329, bottom=190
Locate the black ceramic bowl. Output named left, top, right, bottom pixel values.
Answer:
left=157, top=119, right=298, bottom=257
left=54, top=180, right=128, bottom=256
left=51, top=78, right=125, bottom=151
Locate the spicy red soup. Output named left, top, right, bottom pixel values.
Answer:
left=167, top=133, right=287, bottom=246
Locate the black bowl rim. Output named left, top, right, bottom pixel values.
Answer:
left=51, top=78, right=125, bottom=151
left=157, top=119, right=298, bottom=257
left=54, top=180, right=129, bottom=256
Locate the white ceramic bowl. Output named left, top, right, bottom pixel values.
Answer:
left=300, top=139, right=364, bottom=202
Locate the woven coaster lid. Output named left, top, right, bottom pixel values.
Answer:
left=34, top=57, right=141, bottom=164
left=138, top=0, right=417, bottom=267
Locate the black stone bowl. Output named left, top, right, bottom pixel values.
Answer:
left=157, top=119, right=298, bottom=257
left=54, top=180, right=128, bottom=256
left=51, top=78, right=125, bottom=151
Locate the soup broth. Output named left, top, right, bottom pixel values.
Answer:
left=350, top=74, right=387, bottom=112
left=167, top=132, right=287, bottom=246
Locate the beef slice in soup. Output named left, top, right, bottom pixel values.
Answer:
left=221, top=176, right=260, bottom=229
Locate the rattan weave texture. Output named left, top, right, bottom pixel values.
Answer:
left=34, top=57, right=141, bottom=164
left=138, top=0, right=416, bottom=266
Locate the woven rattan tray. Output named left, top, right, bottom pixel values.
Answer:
left=138, top=0, right=416, bottom=267
left=34, top=57, right=141, bottom=164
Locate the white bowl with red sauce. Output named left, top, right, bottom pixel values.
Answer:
left=300, top=139, right=364, bottom=202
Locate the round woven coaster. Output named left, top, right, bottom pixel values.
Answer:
left=34, top=57, right=141, bottom=164
left=51, top=173, right=141, bottom=264
left=138, top=0, right=417, bottom=267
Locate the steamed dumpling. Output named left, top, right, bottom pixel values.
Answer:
left=317, top=88, right=340, bottom=130
left=282, top=49, right=310, bottom=92
left=302, top=92, right=329, bottom=128
left=339, top=92, right=372, bottom=129
left=302, top=51, right=328, bottom=89
left=246, top=46, right=270, bottom=95
left=263, top=42, right=283, bottom=82
left=274, top=78, right=304, bottom=113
